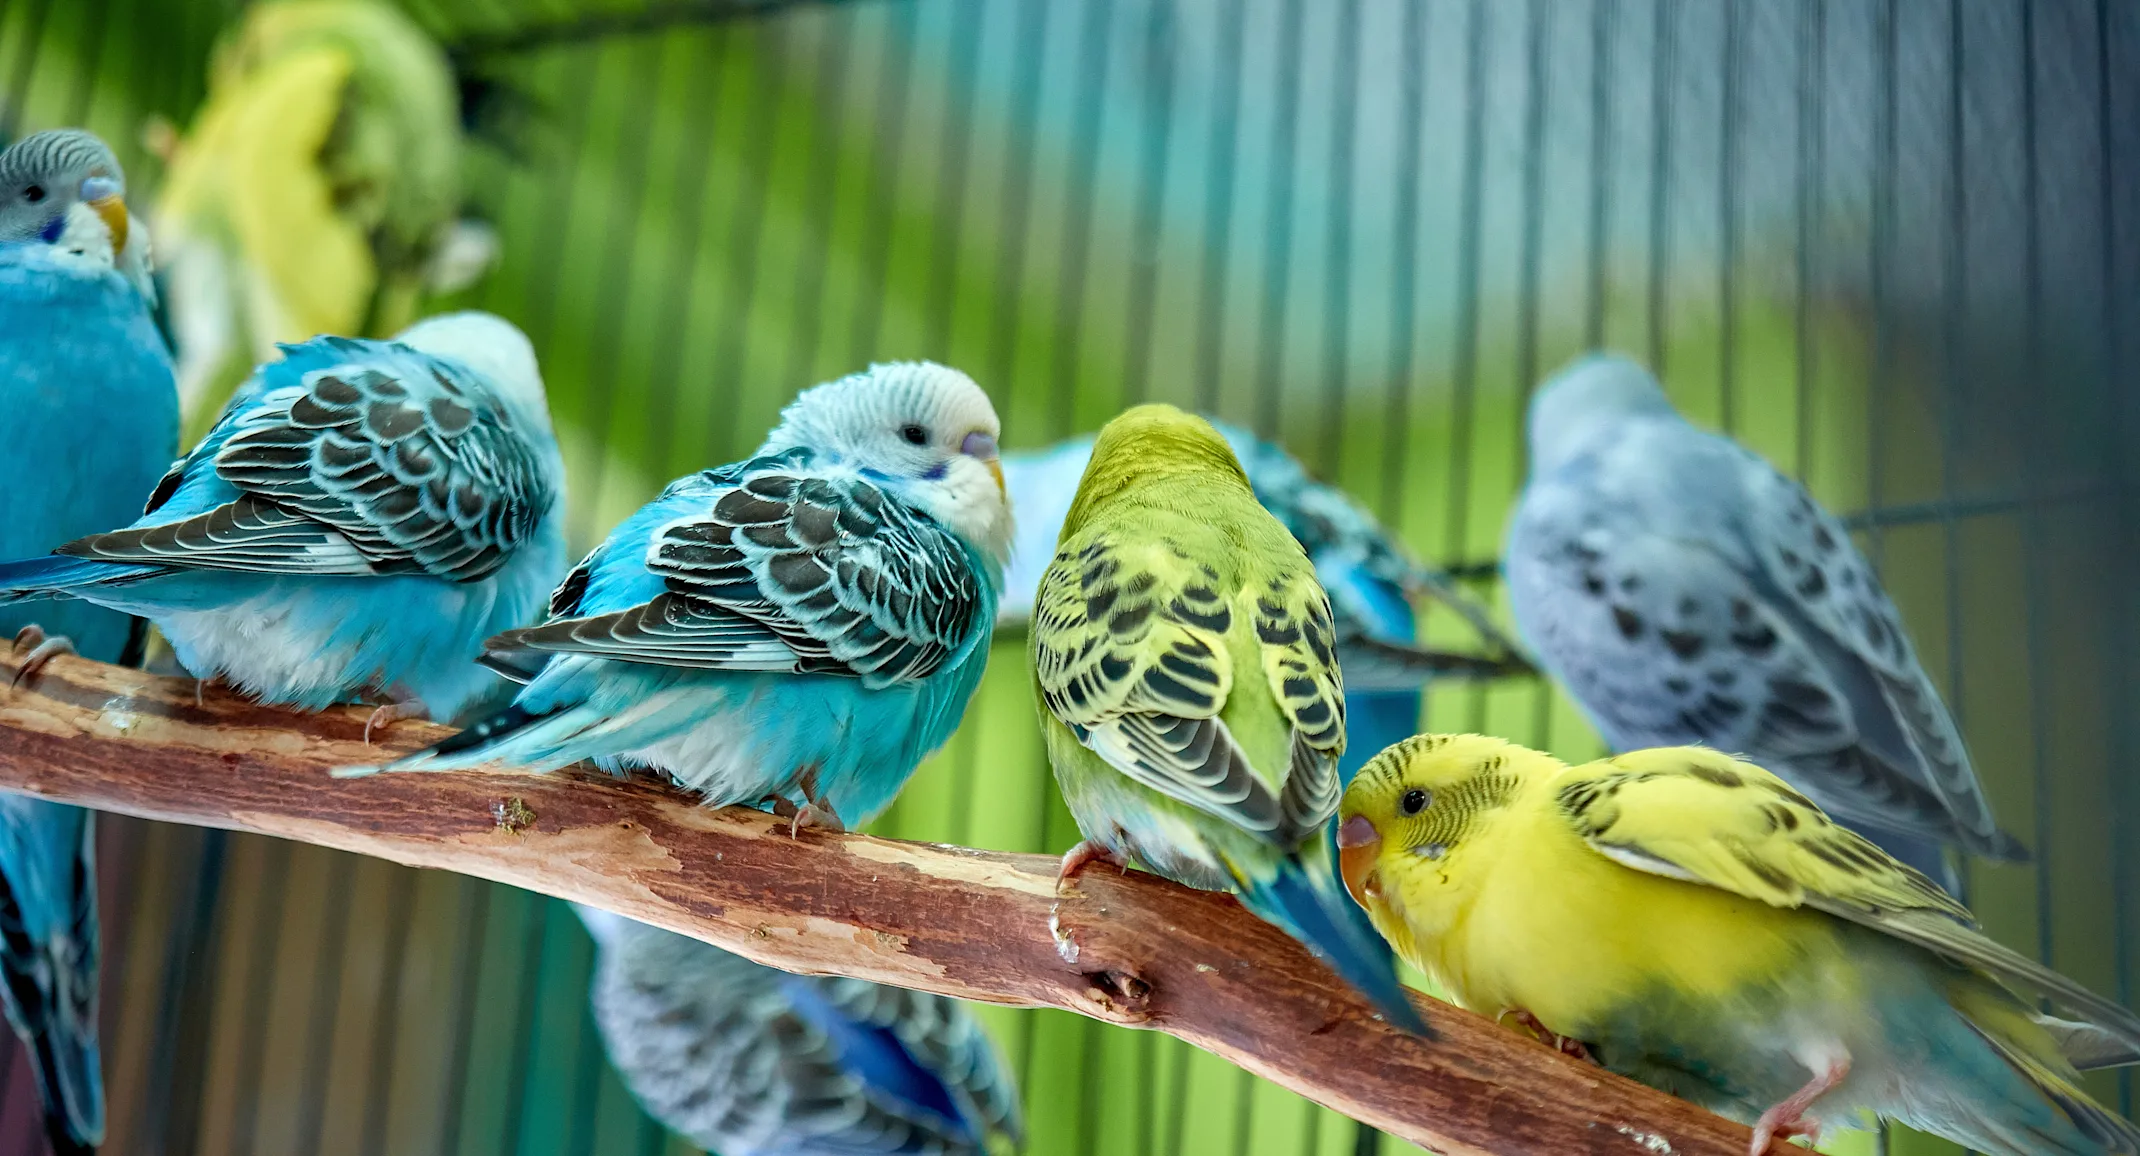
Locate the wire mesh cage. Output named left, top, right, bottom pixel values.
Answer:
left=0, top=0, right=2133, bottom=1153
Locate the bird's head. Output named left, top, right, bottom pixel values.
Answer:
left=1337, top=733, right=1536, bottom=934
left=392, top=311, right=552, bottom=434
left=1062, top=404, right=1253, bottom=534
left=0, top=129, right=148, bottom=289
left=762, top=362, right=1011, bottom=565
left=1525, top=353, right=1677, bottom=476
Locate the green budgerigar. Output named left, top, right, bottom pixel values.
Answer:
left=153, top=0, right=471, bottom=424
left=1030, top=404, right=1427, bottom=1034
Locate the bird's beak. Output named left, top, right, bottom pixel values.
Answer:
left=1336, top=815, right=1383, bottom=906
left=961, top=431, right=1004, bottom=496
left=79, top=177, right=127, bottom=252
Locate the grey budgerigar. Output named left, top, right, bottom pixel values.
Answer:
left=576, top=907, right=1024, bottom=1156
left=1505, top=354, right=2026, bottom=889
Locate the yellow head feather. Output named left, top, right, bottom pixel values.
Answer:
left=1337, top=733, right=1544, bottom=908
left=1060, top=404, right=1253, bottom=538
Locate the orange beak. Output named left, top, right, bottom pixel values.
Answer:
left=985, top=456, right=1004, bottom=496
left=1335, top=815, right=1383, bottom=907
left=88, top=195, right=128, bottom=253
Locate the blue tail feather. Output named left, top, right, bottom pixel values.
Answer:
left=1239, top=854, right=1430, bottom=1037
left=342, top=702, right=560, bottom=777
left=0, top=555, right=159, bottom=601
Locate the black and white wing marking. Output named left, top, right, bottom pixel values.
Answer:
left=1736, top=456, right=2015, bottom=856
left=490, top=466, right=985, bottom=690
left=65, top=354, right=556, bottom=583
left=1508, top=465, right=2016, bottom=858
left=1032, top=531, right=1344, bottom=846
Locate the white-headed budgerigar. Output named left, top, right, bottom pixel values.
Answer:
left=355, top=363, right=1010, bottom=833
left=575, top=906, right=1024, bottom=1156
left=153, top=0, right=470, bottom=419
left=0, top=311, right=566, bottom=733
left=1505, top=354, right=2025, bottom=890
left=1028, top=404, right=1426, bottom=1034
left=0, top=127, right=180, bottom=1156
left=1339, top=735, right=2140, bottom=1155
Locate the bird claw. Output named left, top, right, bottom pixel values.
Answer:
left=1503, top=1009, right=1595, bottom=1064
left=1749, top=1058, right=1849, bottom=1155
left=1750, top=1113, right=1820, bottom=1153
left=786, top=800, right=845, bottom=838
left=9, top=626, right=75, bottom=688
left=1055, top=841, right=1128, bottom=895
left=364, top=697, right=431, bottom=745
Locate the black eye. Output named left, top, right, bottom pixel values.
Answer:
left=900, top=423, right=929, bottom=446
left=1399, top=788, right=1430, bottom=816
left=23, top=184, right=44, bottom=203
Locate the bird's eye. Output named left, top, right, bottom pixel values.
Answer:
left=900, top=423, right=929, bottom=446
left=23, top=184, right=44, bottom=203
left=1399, top=788, right=1430, bottom=816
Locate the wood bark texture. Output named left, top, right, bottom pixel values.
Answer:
left=0, top=652, right=1782, bottom=1156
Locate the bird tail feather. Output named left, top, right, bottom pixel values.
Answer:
left=28, top=1006, right=101, bottom=1156
left=337, top=703, right=561, bottom=777
left=0, top=556, right=159, bottom=603
left=0, top=824, right=105, bottom=1152
left=1233, top=851, right=1431, bottom=1037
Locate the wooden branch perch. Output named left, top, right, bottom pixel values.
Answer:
left=0, top=653, right=1773, bottom=1156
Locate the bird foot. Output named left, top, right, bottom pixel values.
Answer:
left=1749, top=1057, right=1850, bottom=1154
left=1503, top=1009, right=1594, bottom=1063
left=9, top=626, right=75, bottom=687
left=767, top=796, right=846, bottom=838
left=1055, top=841, right=1129, bottom=895
left=790, top=801, right=845, bottom=838
left=364, top=696, right=431, bottom=745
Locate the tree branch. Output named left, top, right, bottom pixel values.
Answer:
left=0, top=652, right=1772, bottom=1156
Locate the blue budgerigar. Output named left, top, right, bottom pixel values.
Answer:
left=1505, top=354, right=2027, bottom=890
left=0, top=310, right=567, bottom=734
left=575, top=906, right=1024, bottom=1156
left=0, top=128, right=180, bottom=1155
left=358, top=363, right=1011, bottom=832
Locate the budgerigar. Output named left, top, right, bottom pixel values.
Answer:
left=1002, top=423, right=1520, bottom=998
left=575, top=906, right=1024, bottom=1156
left=357, top=363, right=1010, bottom=832
left=0, top=311, right=565, bottom=732
left=153, top=0, right=470, bottom=421
left=1001, top=422, right=1529, bottom=697
left=1505, top=354, right=2024, bottom=890
left=0, top=128, right=180, bottom=1156
left=1029, top=404, right=1426, bottom=1034
left=1339, top=735, right=2140, bottom=1155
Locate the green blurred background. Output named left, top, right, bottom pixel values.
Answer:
left=0, top=0, right=2133, bottom=1153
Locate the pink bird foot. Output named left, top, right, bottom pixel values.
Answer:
left=1750, top=1057, right=1850, bottom=1154
left=770, top=765, right=846, bottom=837
left=364, top=692, right=432, bottom=745
left=9, top=625, right=75, bottom=687
left=1054, top=840, right=1128, bottom=895
left=1504, top=1009, right=1594, bottom=1063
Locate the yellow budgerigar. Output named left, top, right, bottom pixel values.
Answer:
left=1338, top=735, right=2140, bottom=1155
left=153, top=0, right=469, bottom=422
left=1030, top=404, right=1425, bottom=1034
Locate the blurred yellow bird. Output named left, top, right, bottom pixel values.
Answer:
left=1338, top=735, right=2140, bottom=1155
left=152, top=0, right=470, bottom=424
